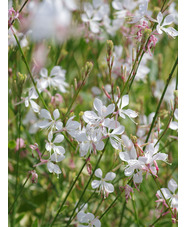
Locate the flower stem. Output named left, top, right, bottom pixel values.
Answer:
left=118, top=200, right=126, bottom=227
left=13, top=33, right=49, bottom=110
left=8, top=0, right=29, bottom=29
left=149, top=208, right=169, bottom=226
left=49, top=154, right=91, bottom=227
left=65, top=139, right=109, bottom=227
left=145, top=57, right=178, bottom=145
left=151, top=174, right=174, bottom=217
left=131, top=193, right=140, bottom=226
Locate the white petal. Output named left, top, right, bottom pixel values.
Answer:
left=93, top=98, right=103, bottom=114
left=174, top=109, right=178, bottom=120
left=162, top=14, right=174, bottom=26
left=92, top=218, right=101, bottom=227
left=56, top=121, right=63, bottom=130
left=40, top=109, right=52, bottom=120
left=53, top=109, right=60, bottom=120
left=157, top=12, right=163, bottom=24
left=47, top=161, right=54, bottom=173
left=29, top=87, right=39, bottom=99
left=157, top=188, right=172, bottom=199
left=168, top=179, right=177, bottom=193
left=163, top=27, right=178, bottom=37
left=53, top=134, right=64, bottom=143
left=40, top=68, right=48, bottom=78
left=104, top=182, right=114, bottom=193
left=112, top=1, right=123, bottom=10
left=48, top=130, right=53, bottom=142
left=104, top=172, right=116, bottom=181
left=123, top=109, right=138, bottom=118
left=156, top=24, right=163, bottom=34
left=90, top=21, right=100, bottom=33
left=119, top=151, right=130, bottom=162
left=30, top=100, right=40, bottom=113
left=25, top=98, right=29, bottom=107
left=37, top=120, right=51, bottom=128
left=91, top=180, right=101, bottom=189
left=169, top=121, right=178, bottom=130
left=112, top=125, right=125, bottom=135
left=96, top=140, right=104, bottom=151
left=121, top=95, right=129, bottom=108
left=133, top=171, right=143, bottom=184
left=81, top=13, right=89, bottom=22
left=105, top=104, right=115, bottom=117
left=95, top=168, right=102, bottom=178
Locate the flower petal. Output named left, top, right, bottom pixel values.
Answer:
left=157, top=188, right=172, bottom=199
left=95, top=168, right=102, bottom=178
left=121, top=95, right=129, bottom=108
left=53, top=134, right=64, bottom=143
left=104, top=172, right=116, bottom=181
left=53, top=109, right=60, bottom=120
left=104, top=182, right=114, bottom=193
left=168, top=178, right=177, bottom=193
left=91, top=180, right=101, bottom=189
left=162, top=14, right=174, bottom=26
left=40, top=109, right=52, bottom=120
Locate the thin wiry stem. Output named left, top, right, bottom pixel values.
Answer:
left=149, top=208, right=169, bottom=226
left=145, top=57, right=178, bottom=145
left=49, top=154, right=91, bottom=227
left=65, top=139, right=109, bottom=227
left=13, top=33, right=49, bottom=110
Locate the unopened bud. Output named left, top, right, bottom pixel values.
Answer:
left=17, top=72, right=27, bottom=83
left=142, top=28, right=152, bottom=44
left=102, top=86, right=111, bottom=100
left=85, top=61, right=93, bottom=76
left=107, top=40, right=114, bottom=58
left=79, top=111, right=84, bottom=117
left=117, top=86, right=120, bottom=99
left=74, top=78, right=77, bottom=90
left=152, top=7, right=161, bottom=19
left=130, top=134, right=137, bottom=144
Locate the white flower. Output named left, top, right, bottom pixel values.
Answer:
left=91, top=168, right=116, bottom=197
left=108, top=125, right=125, bottom=150
left=25, top=87, right=40, bottom=113
left=64, top=116, right=81, bottom=138
left=81, top=0, right=109, bottom=33
left=157, top=178, right=178, bottom=211
left=112, top=0, right=137, bottom=19
left=37, top=66, right=68, bottom=93
left=30, top=0, right=74, bottom=42
left=77, top=211, right=101, bottom=227
left=38, top=109, right=63, bottom=134
left=169, top=109, right=178, bottom=130
left=45, top=133, right=65, bottom=158
left=77, top=126, right=104, bottom=157
left=117, top=95, right=138, bottom=122
left=156, top=12, right=178, bottom=38
left=83, top=98, right=115, bottom=127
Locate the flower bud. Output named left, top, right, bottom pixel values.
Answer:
left=142, top=28, right=152, bottom=44
left=17, top=72, right=27, bottom=83
left=107, top=40, right=114, bottom=58
left=152, top=7, right=161, bottom=19
left=85, top=61, right=93, bottom=76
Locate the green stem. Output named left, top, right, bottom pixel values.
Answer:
left=13, top=33, right=48, bottom=110
left=145, top=57, right=178, bottom=145
left=49, top=154, right=91, bottom=227
left=118, top=200, right=126, bottom=227
left=151, top=174, right=174, bottom=217
left=154, top=102, right=176, bottom=147
left=66, top=139, right=109, bottom=227
left=131, top=193, right=139, bottom=226
left=149, top=208, right=169, bottom=226
left=8, top=0, right=29, bottom=29
left=99, top=191, right=123, bottom=220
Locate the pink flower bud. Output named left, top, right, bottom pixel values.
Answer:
left=15, top=138, right=25, bottom=151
